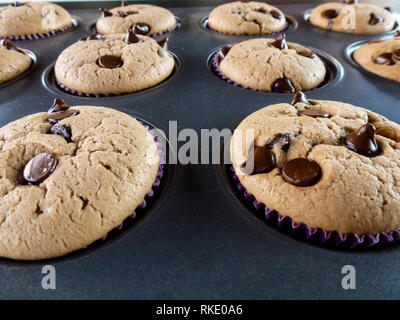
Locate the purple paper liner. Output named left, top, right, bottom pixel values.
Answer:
left=0, top=21, right=75, bottom=41
left=98, top=122, right=165, bottom=242
left=206, top=18, right=288, bottom=36
left=230, top=166, right=400, bottom=249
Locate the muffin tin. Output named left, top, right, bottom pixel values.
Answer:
left=0, top=0, right=400, bottom=299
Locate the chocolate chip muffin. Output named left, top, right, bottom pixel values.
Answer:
left=0, top=39, right=32, bottom=85
left=0, top=1, right=73, bottom=40
left=55, top=28, right=174, bottom=96
left=231, top=92, right=400, bottom=235
left=208, top=1, right=287, bottom=35
left=0, top=98, right=160, bottom=260
left=96, top=2, right=176, bottom=36
left=215, top=35, right=326, bottom=93
left=353, top=32, right=400, bottom=82
left=309, top=1, right=395, bottom=34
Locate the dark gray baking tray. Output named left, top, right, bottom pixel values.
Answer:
left=0, top=0, right=400, bottom=299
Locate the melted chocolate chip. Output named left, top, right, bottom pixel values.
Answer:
left=0, top=39, right=25, bottom=54
left=125, top=26, right=142, bottom=44
left=50, top=124, right=72, bottom=143
left=272, top=77, right=295, bottom=93
left=100, top=8, right=113, bottom=17
left=299, top=109, right=331, bottom=118
left=341, top=0, right=357, bottom=4
left=322, top=9, right=339, bottom=19
left=384, top=7, right=392, bottom=12
left=393, top=49, right=400, bottom=61
left=96, top=55, right=123, bottom=69
left=256, top=8, right=267, bottom=14
left=48, top=109, right=80, bottom=125
left=270, top=10, right=282, bottom=19
left=131, top=22, right=151, bottom=35
left=297, top=49, right=315, bottom=58
left=369, top=13, right=383, bottom=25
left=345, top=123, right=379, bottom=157
left=80, top=33, right=103, bottom=41
left=270, top=34, right=288, bottom=50
left=241, top=146, right=276, bottom=175
left=48, top=98, right=69, bottom=114
left=290, top=91, right=311, bottom=105
left=282, top=158, right=321, bottom=187
left=116, top=10, right=138, bottom=17
left=373, top=53, right=395, bottom=65
left=23, top=153, right=57, bottom=184
left=266, top=133, right=295, bottom=152
left=157, top=37, right=168, bottom=50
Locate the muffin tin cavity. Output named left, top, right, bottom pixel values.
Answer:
left=0, top=49, right=37, bottom=88
left=201, top=15, right=298, bottom=35
left=304, top=10, right=400, bottom=36
left=41, top=53, right=181, bottom=98
left=88, top=16, right=182, bottom=36
left=345, top=38, right=399, bottom=82
left=207, top=45, right=344, bottom=93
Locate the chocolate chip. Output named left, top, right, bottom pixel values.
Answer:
left=373, top=53, right=395, bottom=65
left=121, top=1, right=129, bottom=6
left=297, top=49, right=315, bottom=59
left=270, top=34, right=288, bottom=50
left=0, top=39, right=25, bottom=54
left=23, top=153, right=57, bottom=184
left=272, top=77, right=295, bottom=93
left=241, top=146, right=276, bottom=175
left=341, top=0, right=358, bottom=4
left=255, top=8, right=267, bottom=14
left=157, top=37, right=168, bottom=50
left=131, top=22, right=151, bottom=35
left=48, top=109, right=80, bottom=125
left=290, top=91, right=311, bottom=105
left=48, top=98, right=69, bottom=114
left=369, top=13, right=383, bottom=25
left=116, top=10, right=138, bottom=17
left=80, top=33, right=103, bottom=41
left=392, top=49, right=400, bottom=61
left=299, top=109, right=331, bottom=118
left=384, top=7, right=392, bottom=12
left=322, top=9, right=339, bottom=19
left=266, top=133, right=295, bottom=152
left=270, top=10, right=282, bottom=19
left=282, top=158, right=321, bottom=187
left=96, top=55, right=123, bottom=69
left=125, top=26, right=142, bottom=44
left=100, top=8, right=113, bottom=18
left=345, top=123, right=379, bottom=157
left=50, top=124, right=72, bottom=143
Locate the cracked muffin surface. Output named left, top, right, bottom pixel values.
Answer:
left=231, top=98, right=400, bottom=235
left=0, top=40, right=31, bottom=84
left=96, top=3, right=176, bottom=35
left=55, top=33, right=174, bottom=96
left=309, top=2, right=395, bottom=34
left=0, top=105, right=159, bottom=260
left=218, top=37, right=326, bottom=92
left=208, top=1, right=286, bottom=35
left=0, top=1, right=72, bottom=38
left=353, top=33, right=400, bottom=82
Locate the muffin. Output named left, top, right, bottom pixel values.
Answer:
left=231, top=92, right=400, bottom=247
left=208, top=1, right=287, bottom=35
left=214, top=35, right=326, bottom=92
left=309, top=1, right=395, bottom=34
left=0, top=39, right=32, bottom=85
left=96, top=2, right=177, bottom=36
left=0, top=98, right=162, bottom=260
left=353, top=32, right=400, bottom=82
left=55, top=28, right=174, bottom=96
left=0, top=2, right=73, bottom=40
